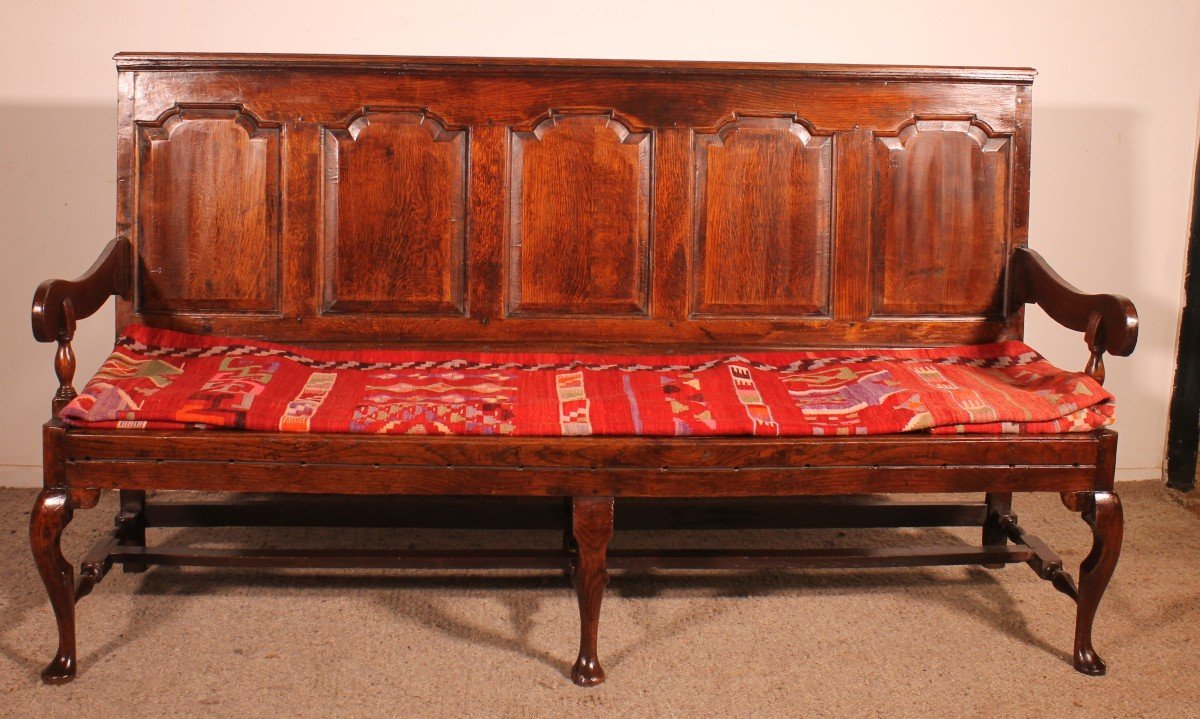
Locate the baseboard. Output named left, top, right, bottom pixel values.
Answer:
left=1115, top=467, right=1164, bottom=483
left=0, top=465, right=41, bottom=488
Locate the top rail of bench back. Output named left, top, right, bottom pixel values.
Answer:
left=111, top=53, right=1036, bottom=351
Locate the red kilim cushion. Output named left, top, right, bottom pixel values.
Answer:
left=61, top=325, right=1115, bottom=436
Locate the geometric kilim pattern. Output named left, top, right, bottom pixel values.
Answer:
left=61, top=324, right=1116, bottom=436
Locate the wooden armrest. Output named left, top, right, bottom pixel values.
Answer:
left=31, top=237, right=131, bottom=343
left=1008, top=247, right=1138, bottom=357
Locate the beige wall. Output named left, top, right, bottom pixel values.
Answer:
left=2, top=0, right=1197, bottom=486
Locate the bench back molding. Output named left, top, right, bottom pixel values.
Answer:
left=112, top=53, right=1035, bottom=350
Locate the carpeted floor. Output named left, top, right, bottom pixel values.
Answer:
left=1, top=481, right=1197, bottom=719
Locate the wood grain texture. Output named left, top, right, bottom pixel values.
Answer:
left=31, top=237, right=131, bottom=343
left=106, top=58, right=1036, bottom=346
left=322, top=109, right=467, bottom=315
left=29, top=488, right=76, bottom=684
left=62, top=429, right=1103, bottom=468
left=136, top=105, right=281, bottom=314
left=693, top=115, right=833, bottom=317
left=32, top=237, right=132, bottom=415
left=871, top=119, right=1010, bottom=318
left=1009, top=247, right=1138, bottom=356
left=508, top=112, right=651, bottom=316
left=1063, top=491, right=1123, bottom=675
left=570, top=496, right=614, bottom=686
left=62, top=460, right=1104, bottom=497
left=113, top=53, right=1037, bottom=82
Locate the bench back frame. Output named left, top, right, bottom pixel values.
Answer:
left=113, top=54, right=1034, bottom=350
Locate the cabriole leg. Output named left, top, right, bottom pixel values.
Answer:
left=570, top=496, right=614, bottom=687
left=1062, top=491, right=1123, bottom=676
left=29, top=488, right=77, bottom=684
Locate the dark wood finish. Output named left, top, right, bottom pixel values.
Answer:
left=112, top=546, right=570, bottom=569
left=137, top=496, right=991, bottom=530
left=62, top=459, right=1104, bottom=497
left=32, top=237, right=131, bottom=344
left=76, top=534, right=119, bottom=601
left=101, top=544, right=1034, bottom=571
left=872, top=119, right=1010, bottom=318
left=1009, top=247, right=1139, bottom=363
left=570, top=497, right=614, bottom=686
left=609, top=545, right=1033, bottom=570
left=1000, top=514, right=1078, bottom=600
left=1062, top=491, right=1124, bottom=675
left=101, top=54, right=1037, bottom=347
left=509, top=112, right=651, bottom=316
left=322, top=109, right=467, bottom=315
left=981, top=491, right=1013, bottom=568
left=110, top=54, right=1037, bottom=80
left=116, top=490, right=148, bottom=573
left=693, top=115, right=832, bottom=317
left=982, top=492, right=1012, bottom=546
left=62, top=429, right=1101, bottom=467
left=27, top=54, right=1138, bottom=685
left=29, top=488, right=76, bottom=684
left=136, top=106, right=281, bottom=314
left=31, top=237, right=131, bottom=415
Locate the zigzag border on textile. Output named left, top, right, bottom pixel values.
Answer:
left=113, top=336, right=1044, bottom=375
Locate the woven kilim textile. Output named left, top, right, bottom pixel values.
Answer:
left=61, top=325, right=1115, bottom=436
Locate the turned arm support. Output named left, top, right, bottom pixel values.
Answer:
left=1008, top=247, right=1138, bottom=383
left=31, top=237, right=132, bottom=415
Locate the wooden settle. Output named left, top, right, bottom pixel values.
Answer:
left=29, top=53, right=1137, bottom=686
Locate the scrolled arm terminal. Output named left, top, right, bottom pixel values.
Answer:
left=32, top=237, right=131, bottom=343
left=1008, top=247, right=1138, bottom=383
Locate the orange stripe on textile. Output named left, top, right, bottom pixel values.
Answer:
left=61, top=324, right=1114, bottom=436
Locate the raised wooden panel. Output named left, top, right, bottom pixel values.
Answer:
left=872, top=118, right=1011, bottom=317
left=136, top=105, right=280, bottom=313
left=322, top=109, right=467, bottom=315
left=693, top=115, right=833, bottom=317
left=508, top=112, right=652, bottom=316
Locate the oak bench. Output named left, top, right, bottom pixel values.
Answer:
left=30, top=53, right=1137, bottom=686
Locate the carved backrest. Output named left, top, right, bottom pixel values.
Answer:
left=114, top=54, right=1034, bottom=349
